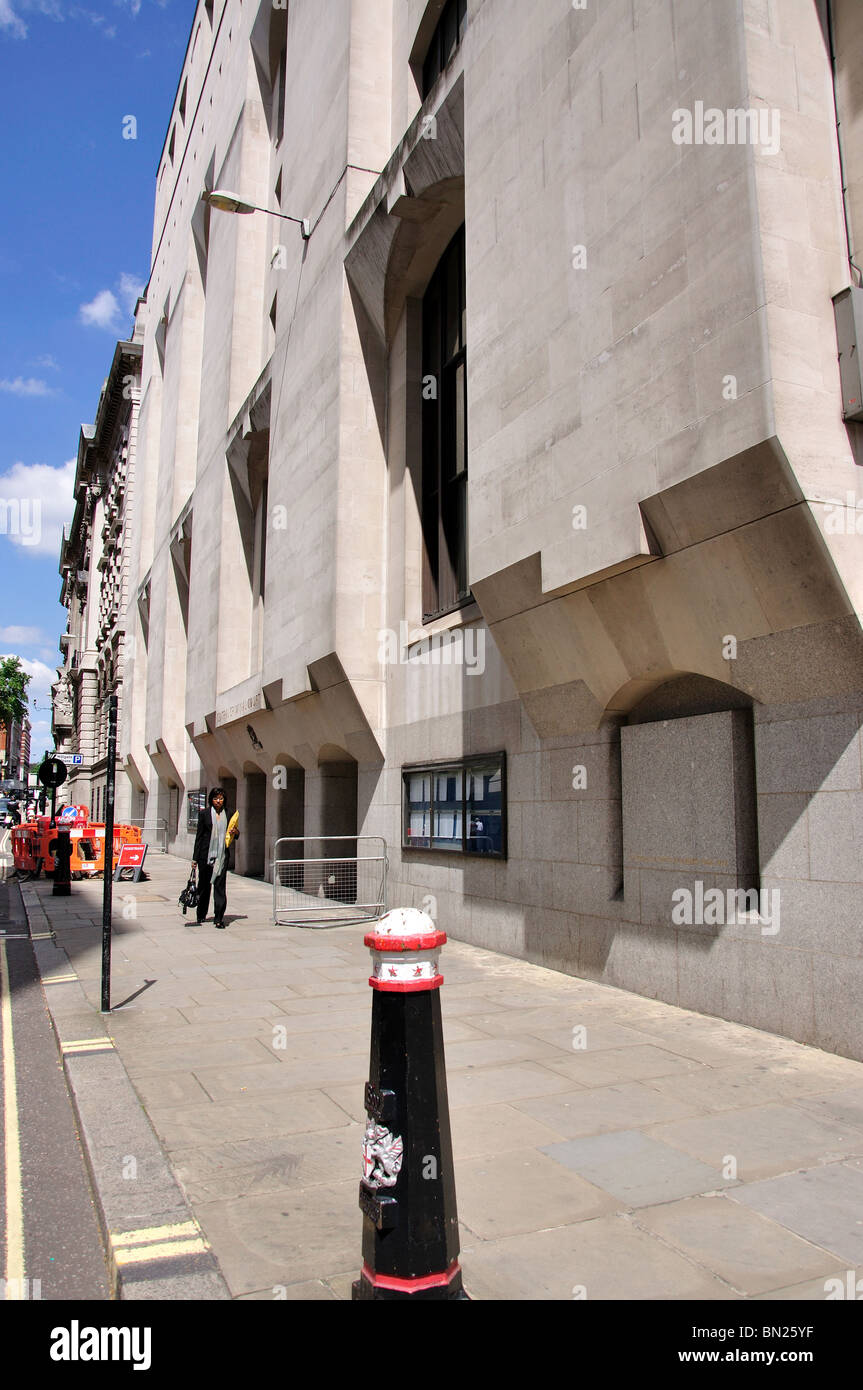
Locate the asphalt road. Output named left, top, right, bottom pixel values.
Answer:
left=0, top=872, right=111, bottom=1301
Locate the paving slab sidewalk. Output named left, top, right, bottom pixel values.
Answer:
left=16, top=853, right=863, bottom=1301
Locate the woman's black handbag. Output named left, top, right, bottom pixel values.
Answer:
left=179, top=869, right=199, bottom=916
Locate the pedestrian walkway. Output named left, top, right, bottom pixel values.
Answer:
left=17, top=853, right=863, bottom=1300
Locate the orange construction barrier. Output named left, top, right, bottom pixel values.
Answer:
left=11, top=806, right=143, bottom=880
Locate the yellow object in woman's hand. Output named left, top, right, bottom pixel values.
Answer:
left=224, top=811, right=240, bottom=848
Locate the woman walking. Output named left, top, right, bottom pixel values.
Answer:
left=192, top=787, right=238, bottom=928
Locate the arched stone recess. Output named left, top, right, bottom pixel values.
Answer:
left=612, top=673, right=761, bottom=914
left=305, top=745, right=358, bottom=903
left=616, top=673, right=755, bottom=725
left=237, top=759, right=268, bottom=878
left=267, top=750, right=305, bottom=884
left=216, top=769, right=239, bottom=829
left=309, top=745, right=358, bottom=841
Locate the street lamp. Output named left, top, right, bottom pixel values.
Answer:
left=201, top=188, right=310, bottom=239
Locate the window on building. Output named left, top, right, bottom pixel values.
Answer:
left=179, top=78, right=188, bottom=124
left=422, top=224, right=468, bottom=621
left=137, top=579, right=151, bottom=651
left=422, top=0, right=467, bottom=97
left=170, top=514, right=193, bottom=637
left=193, top=152, right=216, bottom=289
left=155, top=294, right=170, bottom=375
left=252, top=473, right=268, bottom=669
left=227, top=400, right=270, bottom=678
left=403, top=754, right=505, bottom=857
left=250, top=0, right=287, bottom=146
left=273, top=39, right=287, bottom=146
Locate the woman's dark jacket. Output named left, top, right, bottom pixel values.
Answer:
left=193, top=809, right=233, bottom=869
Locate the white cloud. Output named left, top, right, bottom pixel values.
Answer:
left=0, top=0, right=26, bottom=37
left=30, top=727, right=53, bottom=755
left=0, top=376, right=52, bottom=396
left=118, top=272, right=143, bottom=314
left=70, top=7, right=118, bottom=36
left=0, top=458, right=76, bottom=557
left=20, top=0, right=62, bottom=17
left=0, top=626, right=50, bottom=646
left=33, top=354, right=60, bottom=371
left=1, top=0, right=65, bottom=35
left=80, top=288, right=121, bottom=330
left=80, top=274, right=143, bottom=331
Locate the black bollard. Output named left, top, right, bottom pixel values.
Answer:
left=352, top=908, right=467, bottom=1300
left=52, top=828, right=72, bottom=897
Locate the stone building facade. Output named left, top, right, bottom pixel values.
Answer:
left=54, top=336, right=143, bottom=822
left=0, top=716, right=30, bottom=789
left=126, top=0, right=863, bottom=1059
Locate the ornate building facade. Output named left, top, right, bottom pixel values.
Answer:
left=0, top=715, right=30, bottom=791
left=54, top=336, right=143, bottom=822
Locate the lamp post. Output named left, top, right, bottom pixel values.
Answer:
left=200, top=188, right=311, bottom=239
left=101, top=693, right=117, bottom=1013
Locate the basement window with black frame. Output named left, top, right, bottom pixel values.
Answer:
left=402, top=754, right=506, bottom=857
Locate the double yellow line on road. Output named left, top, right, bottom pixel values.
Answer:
left=0, top=940, right=25, bottom=1299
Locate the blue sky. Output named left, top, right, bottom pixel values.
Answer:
left=0, top=0, right=191, bottom=756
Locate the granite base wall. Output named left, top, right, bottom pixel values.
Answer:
left=374, top=692, right=863, bottom=1061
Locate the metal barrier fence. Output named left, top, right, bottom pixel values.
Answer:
left=273, top=836, right=387, bottom=928
left=129, top=818, right=168, bottom=853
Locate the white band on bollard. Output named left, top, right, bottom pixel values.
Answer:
left=364, top=908, right=447, bottom=993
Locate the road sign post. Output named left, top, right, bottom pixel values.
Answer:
left=37, top=758, right=67, bottom=798
left=36, top=758, right=72, bottom=897
left=52, top=828, right=72, bottom=896
left=101, top=695, right=117, bottom=1013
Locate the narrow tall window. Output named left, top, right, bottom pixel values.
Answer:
left=422, top=225, right=468, bottom=621
left=422, top=0, right=467, bottom=97
left=273, top=42, right=286, bottom=146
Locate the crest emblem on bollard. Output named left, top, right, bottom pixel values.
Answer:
left=361, top=1119, right=403, bottom=1188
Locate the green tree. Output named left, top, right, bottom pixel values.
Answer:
left=0, top=657, right=31, bottom=773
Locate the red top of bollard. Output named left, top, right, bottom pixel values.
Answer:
left=365, top=908, right=447, bottom=953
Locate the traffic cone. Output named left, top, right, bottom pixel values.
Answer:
left=352, top=908, right=468, bottom=1300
